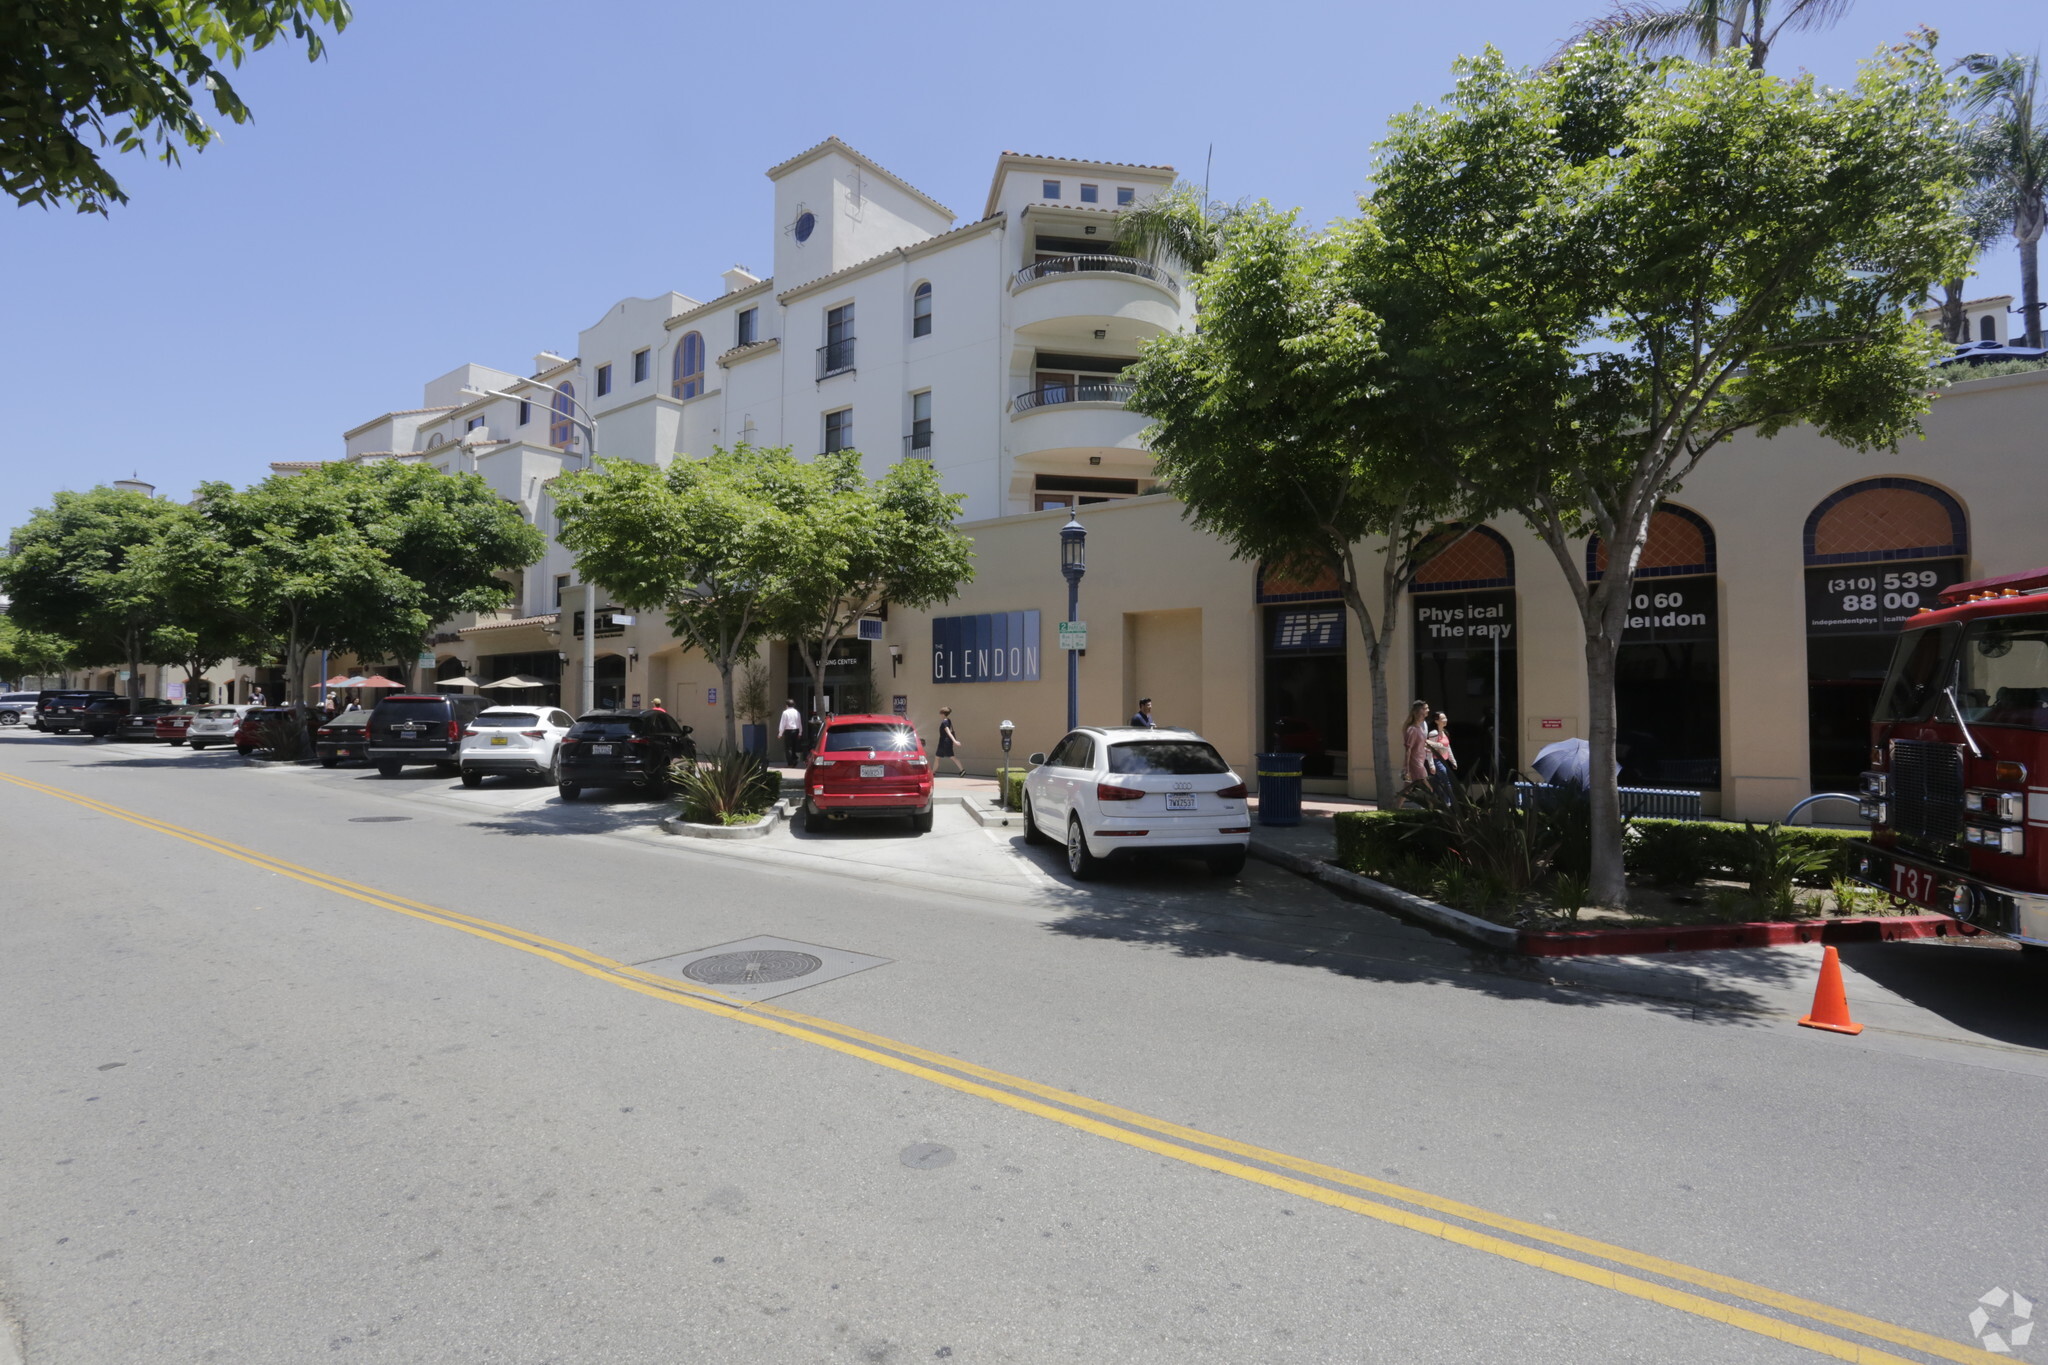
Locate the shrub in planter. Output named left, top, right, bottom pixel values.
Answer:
left=1333, top=809, right=1444, bottom=877
left=1624, top=819, right=1864, bottom=889
left=256, top=711, right=309, bottom=760
left=1627, top=821, right=1717, bottom=886
left=673, top=750, right=780, bottom=825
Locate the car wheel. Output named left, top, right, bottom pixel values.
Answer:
left=544, top=753, right=561, bottom=785
left=460, top=771, right=483, bottom=788
left=437, top=761, right=459, bottom=776
left=803, top=798, right=825, bottom=832
left=237, top=744, right=253, bottom=756
left=912, top=807, right=934, bottom=834
left=189, top=742, right=206, bottom=751
left=1066, top=817, right=1104, bottom=881
left=376, top=762, right=401, bottom=778
left=1021, top=794, right=1047, bottom=845
left=0, top=712, right=17, bottom=727
left=1206, top=850, right=1248, bottom=878
left=558, top=783, right=581, bottom=802
left=320, top=757, right=338, bottom=769
left=170, top=739, right=184, bottom=747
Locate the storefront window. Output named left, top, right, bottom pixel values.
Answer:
left=1410, top=527, right=1516, bottom=782
left=1802, top=479, right=1968, bottom=792
left=1588, top=507, right=1720, bottom=789
left=1258, top=562, right=1347, bottom=778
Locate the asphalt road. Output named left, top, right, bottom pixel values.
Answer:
left=2, top=733, right=2044, bottom=1364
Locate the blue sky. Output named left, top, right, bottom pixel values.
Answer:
left=1, top=0, right=2039, bottom=538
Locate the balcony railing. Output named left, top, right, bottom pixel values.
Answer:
left=1010, top=255, right=1179, bottom=298
left=1013, top=380, right=1137, bottom=414
left=904, top=425, right=934, bottom=457
left=817, top=337, right=856, bottom=379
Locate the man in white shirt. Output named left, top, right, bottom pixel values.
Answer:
left=778, top=699, right=803, bottom=768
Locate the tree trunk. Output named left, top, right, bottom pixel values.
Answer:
left=717, top=657, right=739, bottom=754
left=1940, top=279, right=1967, bottom=343
left=1583, top=630, right=1627, bottom=906
left=1365, top=640, right=1395, bottom=807
left=2021, top=219, right=2043, bottom=349
left=126, top=627, right=144, bottom=702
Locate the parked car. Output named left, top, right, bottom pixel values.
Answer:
left=315, top=707, right=373, bottom=768
left=458, top=705, right=577, bottom=786
left=556, top=710, right=695, bottom=801
left=186, top=703, right=258, bottom=750
left=33, top=689, right=116, bottom=733
left=1021, top=726, right=1250, bottom=879
left=79, top=697, right=175, bottom=738
left=799, top=714, right=934, bottom=832
left=364, top=692, right=491, bottom=776
left=0, top=692, right=40, bottom=727
left=154, top=708, right=199, bottom=744
left=108, top=700, right=183, bottom=740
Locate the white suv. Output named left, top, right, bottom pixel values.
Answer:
left=458, top=705, right=576, bottom=786
left=186, top=704, right=258, bottom=750
left=1022, top=727, right=1251, bottom=879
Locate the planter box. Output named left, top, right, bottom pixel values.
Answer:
left=659, top=801, right=789, bottom=840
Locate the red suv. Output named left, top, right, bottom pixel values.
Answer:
left=801, top=714, right=934, bottom=833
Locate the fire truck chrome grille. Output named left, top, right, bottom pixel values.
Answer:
left=1890, top=739, right=1964, bottom=845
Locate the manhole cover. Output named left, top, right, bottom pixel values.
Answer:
left=348, top=816, right=413, bottom=823
left=681, top=950, right=823, bottom=985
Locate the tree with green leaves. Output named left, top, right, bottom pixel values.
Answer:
left=0, top=484, right=194, bottom=699
left=0, top=616, right=77, bottom=686
left=764, top=452, right=974, bottom=719
left=2, top=0, right=352, bottom=214
left=554, top=446, right=795, bottom=755
left=332, top=460, right=546, bottom=687
left=1126, top=205, right=1463, bottom=806
left=1963, top=53, right=2047, bottom=348
left=1563, top=0, right=1850, bottom=70
left=1361, top=38, right=1972, bottom=905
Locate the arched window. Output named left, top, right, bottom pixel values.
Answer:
left=1409, top=524, right=1517, bottom=781
left=1585, top=505, right=1717, bottom=580
left=1412, top=525, right=1514, bottom=591
left=427, top=433, right=444, bottom=448
left=1803, top=478, right=1967, bottom=566
left=912, top=281, right=933, bottom=338
left=550, top=382, right=576, bottom=450
left=1978, top=314, right=1997, bottom=343
left=673, top=332, right=705, bottom=400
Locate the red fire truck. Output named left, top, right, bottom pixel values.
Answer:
left=1854, top=568, right=2048, bottom=948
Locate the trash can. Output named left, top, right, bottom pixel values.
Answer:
left=740, top=723, right=767, bottom=760
left=1255, top=752, right=1304, bottom=827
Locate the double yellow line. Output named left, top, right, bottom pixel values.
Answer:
left=0, top=769, right=1996, bottom=1365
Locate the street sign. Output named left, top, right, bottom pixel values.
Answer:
left=611, top=613, right=637, bottom=626
left=892, top=694, right=908, bottom=715
left=706, top=687, right=718, bottom=705
left=1058, top=621, right=1088, bottom=651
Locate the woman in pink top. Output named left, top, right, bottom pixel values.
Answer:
left=1402, top=700, right=1432, bottom=797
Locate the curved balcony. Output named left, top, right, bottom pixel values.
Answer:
left=1009, top=256, right=1182, bottom=342
left=1009, top=383, right=1153, bottom=468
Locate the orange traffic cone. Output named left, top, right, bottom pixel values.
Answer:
left=1798, top=946, right=1864, bottom=1035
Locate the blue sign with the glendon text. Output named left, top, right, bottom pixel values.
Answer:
left=932, top=611, right=1041, bottom=683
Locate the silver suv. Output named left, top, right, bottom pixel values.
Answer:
left=0, top=693, right=38, bottom=727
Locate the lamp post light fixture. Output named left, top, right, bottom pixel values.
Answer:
left=999, top=718, right=1016, bottom=811
left=466, top=379, right=600, bottom=715
left=1059, top=514, right=1086, bottom=731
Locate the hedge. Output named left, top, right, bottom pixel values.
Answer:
left=1333, top=809, right=1866, bottom=888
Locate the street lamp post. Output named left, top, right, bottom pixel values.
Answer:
left=1059, top=515, right=1087, bottom=732
left=466, top=381, right=599, bottom=714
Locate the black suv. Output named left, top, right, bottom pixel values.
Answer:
left=34, top=689, right=117, bottom=733
left=364, top=693, right=490, bottom=776
left=557, top=710, right=695, bottom=801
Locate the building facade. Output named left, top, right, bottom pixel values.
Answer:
left=314, top=138, right=2048, bottom=822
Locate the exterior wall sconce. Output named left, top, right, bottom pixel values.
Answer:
left=627, top=646, right=639, bottom=665
left=888, top=643, right=903, bottom=676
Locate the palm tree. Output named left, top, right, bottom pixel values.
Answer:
left=1964, top=53, right=2048, bottom=348
left=1933, top=177, right=2019, bottom=343
left=1565, top=0, right=1851, bottom=70
left=1114, top=182, right=1250, bottom=275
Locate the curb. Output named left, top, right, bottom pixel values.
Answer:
left=1248, top=840, right=1519, bottom=951
left=659, top=800, right=791, bottom=840
left=960, top=795, right=1020, bottom=829
left=1521, top=913, right=1979, bottom=957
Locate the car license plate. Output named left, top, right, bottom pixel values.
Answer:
left=1166, top=794, right=1197, bottom=810
left=1889, top=860, right=1945, bottom=908
left=860, top=764, right=884, bottom=778
left=590, top=744, right=613, bottom=755
left=490, top=736, right=509, bottom=745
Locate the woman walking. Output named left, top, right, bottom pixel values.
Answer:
left=935, top=707, right=964, bottom=776
left=1402, top=700, right=1433, bottom=805
left=1427, top=710, right=1457, bottom=801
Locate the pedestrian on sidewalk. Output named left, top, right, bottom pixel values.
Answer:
left=778, top=699, right=803, bottom=767
left=650, top=697, right=668, bottom=714
left=935, top=707, right=964, bottom=776
left=1427, top=710, right=1457, bottom=801
left=1129, top=697, right=1156, bottom=728
left=1402, top=700, right=1433, bottom=806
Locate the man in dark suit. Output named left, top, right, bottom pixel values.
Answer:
left=1129, top=697, right=1156, bottom=728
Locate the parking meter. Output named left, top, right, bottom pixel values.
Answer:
left=999, top=719, right=1015, bottom=810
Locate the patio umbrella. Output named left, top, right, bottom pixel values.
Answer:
left=322, top=674, right=356, bottom=688
left=1528, top=737, right=1620, bottom=788
left=356, top=675, right=404, bottom=689
left=434, top=676, right=479, bottom=688
left=478, top=674, right=549, bottom=690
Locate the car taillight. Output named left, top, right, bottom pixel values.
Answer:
left=462, top=726, right=478, bottom=737
left=317, top=728, right=334, bottom=739
left=629, top=736, right=651, bottom=747
left=560, top=736, right=579, bottom=747
left=447, top=720, right=462, bottom=741
left=522, top=730, right=545, bottom=739
left=1217, top=782, right=1247, bottom=799
left=906, top=756, right=929, bottom=768
left=1096, top=782, right=1144, bottom=801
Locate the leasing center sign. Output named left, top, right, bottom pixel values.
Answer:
left=932, top=610, right=1042, bottom=683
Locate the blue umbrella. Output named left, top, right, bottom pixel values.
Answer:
left=1531, top=737, right=1592, bottom=787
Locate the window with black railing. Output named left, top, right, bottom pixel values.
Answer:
left=819, top=302, right=856, bottom=377
left=1015, top=369, right=1137, bottom=412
